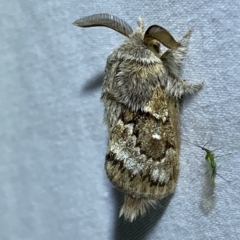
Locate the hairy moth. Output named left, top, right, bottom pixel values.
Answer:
left=73, top=13, right=202, bottom=221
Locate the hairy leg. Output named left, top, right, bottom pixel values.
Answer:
left=165, top=76, right=203, bottom=98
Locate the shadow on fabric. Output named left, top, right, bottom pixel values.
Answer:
left=81, top=72, right=104, bottom=93
left=111, top=188, right=173, bottom=240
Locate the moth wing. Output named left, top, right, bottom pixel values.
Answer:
left=105, top=86, right=180, bottom=200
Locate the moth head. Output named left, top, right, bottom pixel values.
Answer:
left=143, top=25, right=179, bottom=53
left=73, top=13, right=133, bottom=37
left=73, top=14, right=179, bottom=55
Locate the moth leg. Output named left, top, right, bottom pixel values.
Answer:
left=166, top=77, right=203, bottom=98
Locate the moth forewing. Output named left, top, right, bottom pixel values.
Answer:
left=105, top=90, right=180, bottom=221
left=74, top=13, right=202, bottom=222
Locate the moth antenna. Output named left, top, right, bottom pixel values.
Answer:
left=144, top=25, right=179, bottom=49
left=181, top=138, right=213, bottom=150
left=211, top=147, right=223, bottom=152
left=216, top=173, right=230, bottom=183
left=73, top=13, right=133, bottom=37
left=119, top=195, right=157, bottom=222
left=181, top=138, right=202, bottom=149
left=202, top=138, right=212, bottom=148
left=215, top=153, right=232, bottom=158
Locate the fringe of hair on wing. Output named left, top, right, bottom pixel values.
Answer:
left=119, top=194, right=157, bottom=222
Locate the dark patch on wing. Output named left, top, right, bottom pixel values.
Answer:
left=106, top=151, right=126, bottom=173
left=165, top=139, right=175, bottom=150
left=119, top=160, right=124, bottom=171
left=150, top=180, right=167, bottom=188
left=106, top=152, right=118, bottom=165
left=141, top=168, right=151, bottom=182
left=129, top=173, right=137, bottom=182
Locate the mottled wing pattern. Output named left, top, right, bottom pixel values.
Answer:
left=105, top=86, right=180, bottom=200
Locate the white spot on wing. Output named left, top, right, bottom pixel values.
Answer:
left=160, top=157, right=166, bottom=163
left=117, top=150, right=130, bottom=161
left=125, top=158, right=136, bottom=170
left=152, top=169, right=159, bottom=181
left=143, top=105, right=151, bottom=112
left=162, top=110, right=169, bottom=122
left=143, top=105, right=161, bottom=119
left=153, top=113, right=161, bottom=119
left=134, top=147, right=140, bottom=155
left=159, top=169, right=167, bottom=183
left=152, top=134, right=161, bottom=140
left=126, top=123, right=134, bottom=134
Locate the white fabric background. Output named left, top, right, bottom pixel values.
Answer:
left=1, top=0, right=240, bottom=239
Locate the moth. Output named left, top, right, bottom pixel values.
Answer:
left=184, top=139, right=230, bottom=185
left=73, top=13, right=202, bottom=221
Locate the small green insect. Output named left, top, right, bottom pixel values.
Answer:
left=183, top=139, right=230, bottom=184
